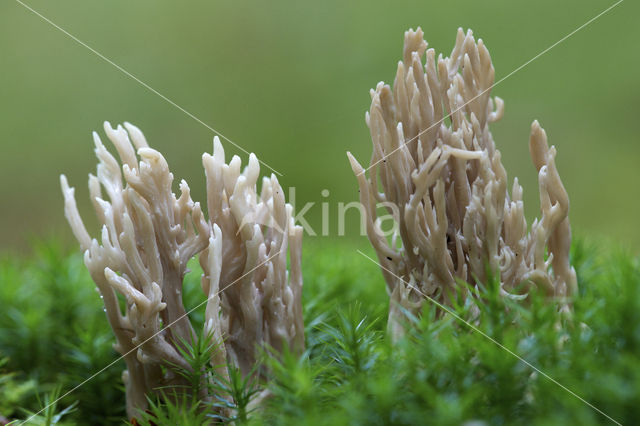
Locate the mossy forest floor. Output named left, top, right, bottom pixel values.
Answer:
left=1, top=238, right=638, bottom=425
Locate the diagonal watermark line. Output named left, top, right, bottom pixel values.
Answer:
left=14, top=0, right=283, bottom=177
left=360, top=0, right=624, bottom=175
left=20, top=250, right=283, bottom=425
left=356, top=249, right=622, bottom=425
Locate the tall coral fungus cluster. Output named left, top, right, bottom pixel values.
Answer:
left=348, top=28, right=577, bottom=335
left=61, top=122, right=303, bottom=418
left=60, top=26, right=580, bottom=421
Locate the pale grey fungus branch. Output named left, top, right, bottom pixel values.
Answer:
left=348, top=28, right=577, bottom=338
left=61, top=122, right=304, bottom=419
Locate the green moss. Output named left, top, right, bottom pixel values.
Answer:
left=1, top=238, right=639, bottom=424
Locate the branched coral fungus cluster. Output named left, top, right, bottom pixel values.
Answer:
left=348, top=28, right=577, bottom=335
left=61, top=122, right=303, bottom=418
left=61, top=26, right=579, bottom=421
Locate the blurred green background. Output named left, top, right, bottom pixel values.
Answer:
left=1, top=0, right=638, bottom=252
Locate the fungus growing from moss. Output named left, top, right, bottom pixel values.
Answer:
left=61, top=122, right=303, bottom=418
left=348, top=28, right=577, bottom=336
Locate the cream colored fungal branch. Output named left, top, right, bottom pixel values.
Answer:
left=348, top=28, right=577, bottom=336
left=61, top=122, right=304, bottom=419
left=200, top=138, right=305, bottom=378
